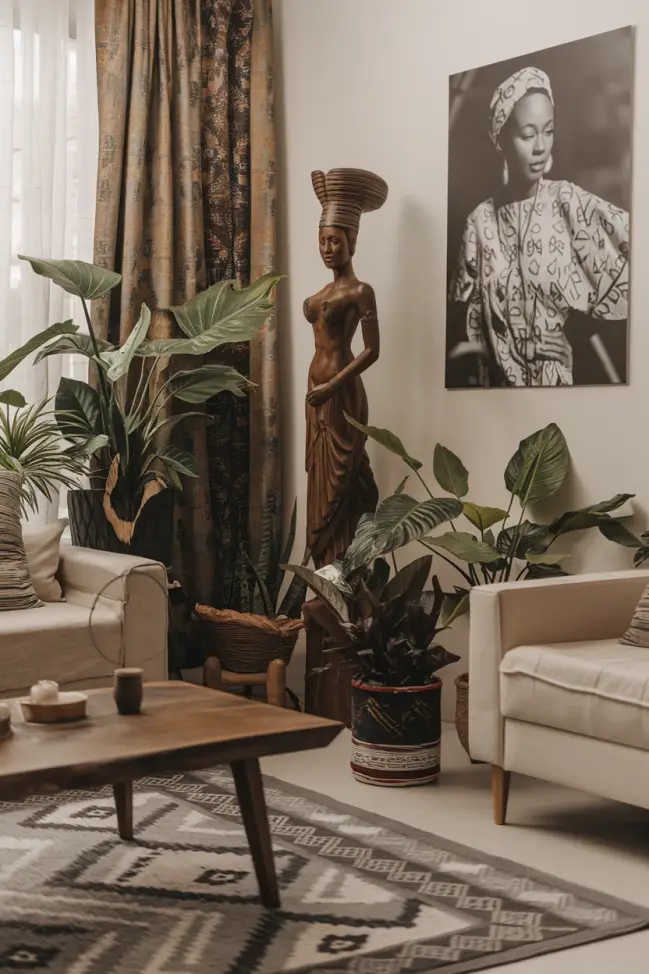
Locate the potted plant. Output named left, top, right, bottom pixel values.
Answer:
left=288, top=553, right=459, bottom=786
left=0, top=325, right=92, bottom=514
left=193, top=495, right=307, bottom=675
left=346, top=417, right=642, bottom=756
left=15, top=256, right=280, bottom=565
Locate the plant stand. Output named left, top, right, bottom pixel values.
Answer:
left=203, top=656, right=288, bottom=709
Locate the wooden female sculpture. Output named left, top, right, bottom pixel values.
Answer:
left=304, top=168, right=388, bottom=568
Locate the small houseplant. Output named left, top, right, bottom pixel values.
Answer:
left=0, top=327, right=91, bottom=514
left=15, top=256, right=280, bottom=564
left=346, top=417, right=642, bottom=755
left=194, top=495, right=307, bottom=676
left=288, top=553, right=460, bottom=785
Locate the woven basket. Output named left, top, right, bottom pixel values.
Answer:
left=454, top=673, right=471, bottom=757
left=455, top=672, right=484, bottom=764
left=193, top=606, right=302, bottom=674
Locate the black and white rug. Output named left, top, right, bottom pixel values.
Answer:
left=0, top=769, right=646, bottom=973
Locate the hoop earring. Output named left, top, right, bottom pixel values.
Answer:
left=544, top=154, right=553, bottom=175
left=502, top=158, right=509, bottom=186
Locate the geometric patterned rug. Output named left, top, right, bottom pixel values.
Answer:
left=0, top=769, right=647, bottom=973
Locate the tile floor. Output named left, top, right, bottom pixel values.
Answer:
left=263, top=723, right=649, bottom=973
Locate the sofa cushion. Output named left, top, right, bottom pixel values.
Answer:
left=23, top=519, right=68, bottom=602
left=0, top=472, right=41, bottom=611
left=620, top=581, right=649, bottom=648
left=0, top=600, right=123, bottom=697
left=500, top=640, right=649, bottom=751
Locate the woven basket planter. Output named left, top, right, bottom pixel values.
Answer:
left=454, top=672, right=484, bottom=764
left=193, top=606, right=302, bottom=674
left=350, top=679, right=442, bottom=787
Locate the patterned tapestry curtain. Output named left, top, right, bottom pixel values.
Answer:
left=93, top=0, right=277, bottom=605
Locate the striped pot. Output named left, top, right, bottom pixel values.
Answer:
left=350, top=679, right=442, bottom=787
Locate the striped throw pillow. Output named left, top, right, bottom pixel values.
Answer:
left=620, top=583, right=649, bottom=647
left=0, top=472, right=42, bottom=611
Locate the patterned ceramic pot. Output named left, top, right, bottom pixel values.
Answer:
left=350, top=679, right=442, bottom=786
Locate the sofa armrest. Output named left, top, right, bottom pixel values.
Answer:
left=59, top=545, right=169, bottom=680
left=468, top=570, right=649, bottom=766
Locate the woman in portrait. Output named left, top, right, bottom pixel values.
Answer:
left=449, top=66, right=629, bottom=387
left=304, top=168, right=388, bottom=568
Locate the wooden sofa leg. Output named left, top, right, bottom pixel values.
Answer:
left=491, top=766, right=511, bottom=825
left=204, top=656, right=223, bottom=691
left=266, top=660, right=287, bottom=708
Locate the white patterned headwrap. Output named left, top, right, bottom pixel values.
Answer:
left=489, top=66, right=554, bottom=145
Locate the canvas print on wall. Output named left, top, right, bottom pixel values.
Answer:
left=446, top=27, right=634, bottom=389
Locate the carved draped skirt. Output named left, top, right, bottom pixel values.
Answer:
left=305, top=376, right=378, bottom=569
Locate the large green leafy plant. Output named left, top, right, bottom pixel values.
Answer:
left=288, top=555, right=460, bottom=687
left=346, top=417, right=641, bottom=619
left=14, top=256, right=280, bottom=532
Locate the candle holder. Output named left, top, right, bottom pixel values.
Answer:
left=113, top=668, right=144, bottom=715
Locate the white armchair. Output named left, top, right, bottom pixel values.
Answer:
left=469, top=570, right=649, bottom=823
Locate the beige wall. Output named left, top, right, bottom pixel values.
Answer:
left=274, top=0, right=649, bottom=714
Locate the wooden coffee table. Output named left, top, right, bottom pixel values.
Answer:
left=0, top=682, right=342, bottom=908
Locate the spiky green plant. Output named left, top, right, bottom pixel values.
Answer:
left=0, top=399, right=87, bottom=515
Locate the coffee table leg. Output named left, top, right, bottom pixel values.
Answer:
left=231, top=758, right=280, bottom=909
left=113, top=780, right=134, bottom=840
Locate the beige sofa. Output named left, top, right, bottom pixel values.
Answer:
left=0, top=545, right=168, bottom=698
left=469, top=570, right=649, bottom=823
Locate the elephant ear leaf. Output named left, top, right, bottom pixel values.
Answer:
left=504, top=423, right=569, bottom=505
left=463, top=502, right=508, bottom=531
left=19, top=255, right=121, bottom=300
left=433, top=444, right=469, bottom=498
left=55, top=377, right=101, bottom=438
left=0, top=321, right=78, bottom=381
left=342, top=512, right=379, bottom=576
left=106, top=304, right=151, bottom=382
left=280, top=564, right=349, bottom=624
left=344, top=413, right=423, bottom=470
left=373, top=494, right=463, bottom=554
left=139, top=274, right=282, bottom=356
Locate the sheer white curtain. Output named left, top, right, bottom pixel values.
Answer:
left=0, top=0, right=98, bottom=401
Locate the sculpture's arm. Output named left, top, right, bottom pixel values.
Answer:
left=327, top=284, right=379, bottom=395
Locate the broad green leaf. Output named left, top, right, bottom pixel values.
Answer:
left=525, top=552, right=568, bottom=565
left=598, top=519, right=642, bottom=548
left=281, top=564, right=350, bottom=623
left=497, top=521, right=550, bottom=558
left=342, top=512, right=378, bottom=576
left=0, top=390, right=26, bottom=408
left=19, top=255, right=121, bottom=300
left=383, top=555, right=433, bottom=603
left=106, top=303, right=151, bottom=382
left=156, top=445, right=199, bottom=478
left=55, top=377, right=101, bottom=438
left=34, top=333, right=113, bottom=365
left=83, top=434, right=109, bottom=456
left=0, top=321, right=78, bottom=381
left=463, top=502, right=508, bottom=532
left=634, top=546, right=649, bottom=567
left=150, top=411, right=213, bottom=441
left=525, top=562, right=569, bottom=579
left=440, top=591, right=470, bottom=626
left=315, top=563, right=353, bottom=595
left=344, top=414, right=422, bottom=470
left=374, top=494, right=463, bottom=552
left=138, top=274, right=281, bottom=356
left=170, top=364, right=255, bottom=403
left=504, top=423, right=570, bottom=506
left=548, top=495, right=635, bottom=536
left=394, top=476, right=409, bottom=495
left=433, top=444, right=469, bottom=497
left=425, top=531, right=502, bottom=564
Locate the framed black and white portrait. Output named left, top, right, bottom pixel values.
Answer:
left=446, top=27, right=634, bottom=389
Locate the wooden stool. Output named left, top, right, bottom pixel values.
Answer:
left=203, top=656, right=287, bottom=708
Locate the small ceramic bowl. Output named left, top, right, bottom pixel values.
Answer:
left=20, top=692, right=88, bottom=724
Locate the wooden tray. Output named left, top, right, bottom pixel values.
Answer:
left=20, top=692, right=88, bottom=724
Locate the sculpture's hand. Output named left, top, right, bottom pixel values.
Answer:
left=306, top=382, right=335, bottom=407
